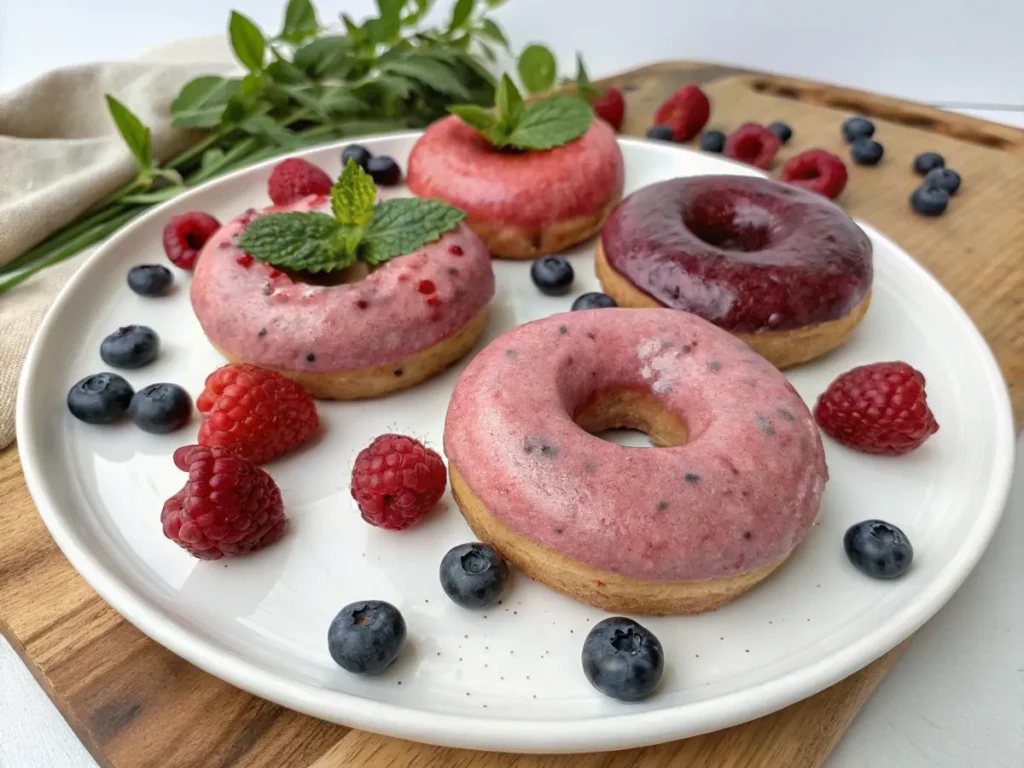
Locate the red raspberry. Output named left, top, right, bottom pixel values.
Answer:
left=161, top=445, right=286, bottom=560
left=162, top=212, right=221, bottom=271
left=197, top=363, right=318, bottom=464
left=814, top=362, right=939, bottom=455
left=591, top=86, right=625, bottom=132
left=723, top=123, right=782, bottom=169
left=653, top=85, right=710, bottom=141
left=351, top=434, right=447, bottom=530
left=781, top=149, right=849, bottom=199
left=267, top=158, right=333, bottom=206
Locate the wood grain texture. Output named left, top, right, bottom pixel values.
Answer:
left=1, top=61, right=1022, bottom=768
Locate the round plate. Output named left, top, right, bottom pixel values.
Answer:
left=17, top=134, right=1015, bottom=753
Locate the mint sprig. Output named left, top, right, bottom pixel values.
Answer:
left=236, top=159, right=465, bottom=273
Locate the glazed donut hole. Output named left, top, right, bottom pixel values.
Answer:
left=275, top=260, right=374, bottom=287
left=573, top=388, right=689, bottom=448
left=681, top=189, right=783, bottom=253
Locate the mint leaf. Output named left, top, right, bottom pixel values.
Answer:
left=495, top=73, right=523, bottom=129
left=517, top=44, right=557, bottom=94
left=239, top=115, right=302, bottom=149
left=364, top=0, right=403, bottom=45
left=105, top=95, right=151, bottom=172
left=382, top=55, right=471, bottom=100
left=280, top=0, right=318, bottom=44
left=292, top=36, right=353, bottom=80
left=449, top=0, right=475, bottom=30
left=478, top=19, right=510, bottom=50
left=229, top=11, right=266, bottom=73
left=171, top=76, right=242, bottom=128
left=237, top=212, right=357, bottom=273
left=506, top=94, right=593, bottom=150
left=362, top=199, right=466, bottom=265
left=573, top=53, right=600, bottom=100
left=332, top=160, right=377, bottom=226
left=447, top=104, right=507, bottom=145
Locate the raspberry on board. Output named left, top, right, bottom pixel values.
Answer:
left=592, top=86, right=625, bottom=132
left=723, top=124, right=782, bottom=170
left=162, top=212, right=221, bottom=271
left=267, top=158, right=333, bottom=206
left=351, top=434, right=447, bottom=530
left=780, top=149, right=849, bottom=199
left=653, top=85, right=711, bottom=142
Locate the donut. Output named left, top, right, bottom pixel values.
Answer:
left=597, top=175, right=873, bottom=369
left=191, top=195, right=495, bottom=399
left=443, top=308, right=828, bottom=616
left=407, top=115, right=625, bottom=259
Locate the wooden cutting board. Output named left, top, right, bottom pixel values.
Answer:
left=2, top=61, right=1022, bottom=768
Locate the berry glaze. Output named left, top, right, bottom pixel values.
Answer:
left=601, top=175, right=873, bottom=332
left=407, top=115, right=624, bottom=230
left=444, top=308, right=828, bottom=582
left=190, top=194, right=494, bottom=373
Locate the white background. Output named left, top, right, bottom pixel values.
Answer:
left=0, top=2, right=1021, bottom=767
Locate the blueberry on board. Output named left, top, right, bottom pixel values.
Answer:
left=924, top=168, right=961, bottom=195
left=530, top=256, right=574, bottom=296
left=127, top=265, right=173, bottom=297
left=841, top=116, right=875, bottom=143
left=341, top=144, right=373, bottom=170
left=571, top=292, right=618, bottom=311
left=646, top=125, right=674, bottom=141
left=913, top=151, right=945, bottom=175
left=581, top=617, right=664, bottom=701
left=910, top=185, right=949, bottom=217
left=699, top=130, right=726, bottom=153
left=129, top=383, right=192, bottom=434
left=850, top=138, right=884, bottom=166
left=439, top=542, right=509, bottom=609
left=100, top=325, right=160, bottom=369
left=66, top=373, right=134, bottom=424
left=366, top=155, right=402, bottom=186
left=767, top=121, right=793, bottom=144
left=328, top=600, right=406, bottom=674
left=843, top=520, right=913, bottom=579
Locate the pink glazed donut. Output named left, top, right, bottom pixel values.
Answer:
left=444, top=308, right=827, bottom=615
left=407, top=115, right=624, bottom=259
left=191, top=195, right=495, bottom=399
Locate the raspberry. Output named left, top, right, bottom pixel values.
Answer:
left=197, top=363, right=318, bottom=464
left=351, top=434, right=447, bottom=530
left=592, top=86, right=625, bottom=132
left=267, top=158, right=333, bottom=206
left=781, top=149, right=849, bottom=199
left=814, top=362, right=939, bottom=455
left=162, top=212, right=221, bottom=271
left=723, top=123, right=782, bottom=169
left=653, top=85, right=710, bottom=141
left=161, top=445, right=286, bottom=560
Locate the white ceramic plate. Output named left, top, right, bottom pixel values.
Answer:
left=17, top=135, right=1015, bottom=753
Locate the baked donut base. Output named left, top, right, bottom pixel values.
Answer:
left=210, top=307, right=488, bottom=400
left=472, top=192, right=622, bottom=260
left=595, top=239, right=872, bottom=369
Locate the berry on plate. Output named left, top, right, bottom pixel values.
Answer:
left=365, top=156, right=402, bottom=186
left=924, top=168, right=961, bottom=196
left=130, top=383, right=192, bottom=434
left=127, top=264, right=173, bottom=297
left=841, top=116, right=875, bottom=143
left=910, top=185, right=949, bottom=217
left=341, top=144, right=373, bottom=170
left=814, top=361, right=939, bottom=454
left=327, top=600, right=406, bottom=674
left=591, top=86, right=625, bottom=132
left=843, top=520, right=913, bottom=579
left=162, top=212, right=221, bottom=271
left=161, top=444, right=286, bottom=559
left=196, top=363, right=318, bottom=464
left=268, top=158, right=333, bottom=206
left=351, top=434, right=447, bottom=530
left=780, top=149, right=849, bottom=199
left=653, top=85, right=711, bottom=142
left=646, top=125, right=674, bottom=141
left=530, top=256, right=574, bottom=296
left=99, top=325, right=159, bottom=369
left=67, top=373, right=134, bottom=424
left=767, top=121, right=793, bottom=144
left=698, top=129, right=726, bottom=153
left=850, top=138, right=884, bottom=166
left=913, top=151, right=945, bottom=175
left=723, top=123, right=782, bottom=169
left=439, top=542, right=510, bottom=609
left=571, top=292, right=617, bottom=310
left=581, top=617, right=664, bottom=701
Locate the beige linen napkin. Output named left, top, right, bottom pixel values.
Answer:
left=0, top=61, right=234, bottom=449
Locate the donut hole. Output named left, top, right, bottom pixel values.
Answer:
left=276, top=260, right=374, bottom=287
left=682, top=193, right=777, bottom=252
left=573, top=388, right=688, bottom=448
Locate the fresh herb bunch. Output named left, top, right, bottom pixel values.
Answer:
left=0, top=0, right=512, bottom=294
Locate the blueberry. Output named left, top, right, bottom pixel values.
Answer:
left=646, top=125, right=674, bottom=141
left=924, top=168, right=961, bottom=196
left=910, top=185, right=949, bottom=217
left=126, top=265, right=173, bottom=297
left=100, top=325, right=159, bottom=369
left=129, top=383, right=191, bottom=434
left=66, top=373, right=134, bottom=424
left=698, top=130, right=726, bottom=153
left=843, top=520, right=913, bottom=579
left=767, top=121, right=792, bottom=144
left=571, top=292, right=617, bottom=310
left=850, top=138, right=884, bottom=166
left=530, top=256, right=574, bottom=296
left=341, top=144, right=373, bottom=170
left=327, top=600, right=406, bottom=674
left=841, top=116, right=875, bottom=143
left=581, top=617, right=664, bottom=701
left=913, top=151, right=945, bottom=175
left=366, top=155, right=401, bottom=186
left=439, top=542, right=509, bottom=609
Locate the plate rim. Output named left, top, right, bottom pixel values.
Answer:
left=15, top=134, right=1017, bottom=753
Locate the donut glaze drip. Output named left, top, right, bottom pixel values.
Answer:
left=600, top=175, right=872, bottom=332
left=444, top=308, right=827, bottom=582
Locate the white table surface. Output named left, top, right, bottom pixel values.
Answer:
left=1, top=2, right=1022, bottom=766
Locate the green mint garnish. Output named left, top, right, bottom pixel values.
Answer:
left=572, top=54, right=601, bottom=101
left=236, top=159, right=465, bottom=273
